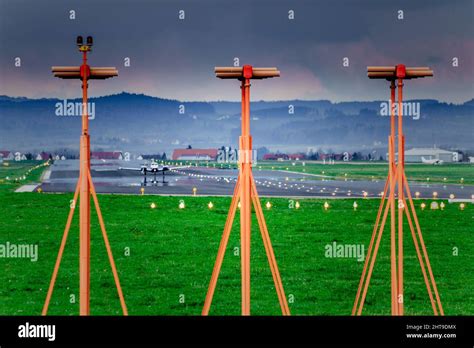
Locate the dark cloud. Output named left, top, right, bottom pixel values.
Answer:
left=0, top=0, right=472, bottom=102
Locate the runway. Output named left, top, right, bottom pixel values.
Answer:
left=36, top=160, right=474, bottom=199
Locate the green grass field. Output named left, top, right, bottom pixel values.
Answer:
left=181, top=160, right=474, bottom=186
left=0, top=161, right=473, bottom=315
left=258, top=161, right=474, bottom=186
left=0, top=160, right=48, bottom=193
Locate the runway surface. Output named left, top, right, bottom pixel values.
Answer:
left=36, top=160, right=474, bottom=199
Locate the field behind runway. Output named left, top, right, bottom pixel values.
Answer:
left=0, top=161, right=473, bottom=315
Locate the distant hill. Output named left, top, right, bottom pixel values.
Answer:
left=0, top=92, right=472, bottom=155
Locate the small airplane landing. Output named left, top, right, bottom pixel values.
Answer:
left=119, top=161, right=186, bottom=184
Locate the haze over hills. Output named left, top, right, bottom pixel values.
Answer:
left=0, top=92, right=472, bottom=157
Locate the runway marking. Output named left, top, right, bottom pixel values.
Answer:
left=15, top=184, right=40, bottom=193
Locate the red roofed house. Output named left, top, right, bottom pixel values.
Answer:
left=0, top=151, right=14, bottom=160
left=263, top=153, right=289, bottom=161
left=288, top=153, right=307, bottom=160
left=172, top=148, right=218, bottom=161
left=91, top=151, right=123, bottom=160
left=37, top=152, right=51, bottom=161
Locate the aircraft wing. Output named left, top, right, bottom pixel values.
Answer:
left=165, top=165, right=191, bottom=171
left=118, top=166, right=144, bottom=171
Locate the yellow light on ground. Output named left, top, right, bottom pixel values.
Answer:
left=265, top=201, right=272, bottom=210
left=398, top=199, right=405, bottom=210
left=449, top=194, right=455, bottom=200
left=150, top=202, right=156, bottom=209
left=208, top=201, right=214, bottom=209
left=238, top=201, right=241, bottom=209
left=324, top=202, right=329, bottom=210
left=37, top=187, right=42, bottom=193
left=421, top=202, right=426, bottom=210
left=460, top=203, right=465, bottom=211
left=415, top=191, right=420, bottom=199
left=363, top=191, right=368, bottom=198
left=353, top=201, right=358, bottom=211
left=432, top=191, right=438, bottom=199
left=140, top=187, right=145, bottom=195
left=440, top=202, right=445, bottom=210
left=179, top=201, right=185, bottom=209
left=192, top=187, right=197, bottom=196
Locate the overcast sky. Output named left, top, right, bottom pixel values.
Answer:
left=0, top=0, right=472, bottom=102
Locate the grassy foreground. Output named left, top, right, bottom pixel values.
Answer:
left=0, top=161, right=472, bottom=315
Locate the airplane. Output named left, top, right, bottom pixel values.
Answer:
left=421, top=157, right=444, bottom=165
left=119, top=161, right=186, bottom=184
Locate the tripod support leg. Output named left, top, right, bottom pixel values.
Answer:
left=250, top=172, right=290, bottom=315
left=353, top=165, right=390, bottom=314
left=356, top=170, right=398, bottom=315
left=87, top=170, right=128, bottom=315
left=202, top=176, right=241, bottom=315
left=403, top=174, right=444, bottom=315
left=42, top=176, right=81, bottom=315
left=402, top=197, right=438, bottom=315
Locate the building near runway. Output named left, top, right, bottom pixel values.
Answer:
left=394, top=147, right=461, bottom=163
left=172, top=148, right=218, bottom=161
left=263, top=153, right=307, bottom=161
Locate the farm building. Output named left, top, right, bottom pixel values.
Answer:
left=395, top=148, right=461, bottom=163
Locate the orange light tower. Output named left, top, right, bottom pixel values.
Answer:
left=42, top=36, right=127, bottom=316
left=352, top=65, right=443, bottom=316
left=202, top=65, right=290, bottom=316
